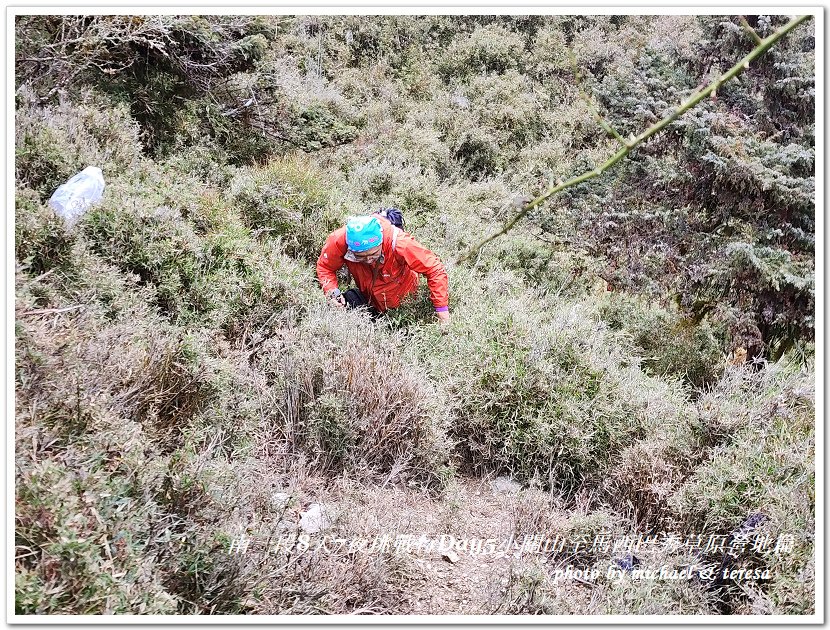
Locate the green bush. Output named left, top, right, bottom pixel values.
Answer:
left=466, top=70, right=544, bottom=147
left=160, top=147, right=237, bottom=190
left=15, top=87, right=143, bottom=199
left=347, top=156, right=441, bottom=216
left=438, top=24, right=525, bottom=77
left=453, top=128, right=504, bottom=179
left=293, top=103, right=359, bottom=150
left=478, top=232, right=600, bottom=299
left=15, top=189, right=75, bottom=276
left=230, top=155, right=341, bottom=261
left=82, top=201, right=202, bottom=319
left=81, top=171, right=315, bottom=331
left=685, top=241, right=814, bottom=361
left=14, top=288, right=212, bottom=612
left=523, top=25, right=570, bottom=80
left=670, top=356, right=814, bottom=613
left=408, top=274, right=693, bottom=495
left=598, top=293, right=726, bottom=388
left=195, top=237, right=315, bottom=338
left=385, top=113, right=453, bottom=178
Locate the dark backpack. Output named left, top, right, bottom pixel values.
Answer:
left=374, top=207, right=405, bottom=230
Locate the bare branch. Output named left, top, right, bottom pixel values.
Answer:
left=19, top=305, right=85, bottom=316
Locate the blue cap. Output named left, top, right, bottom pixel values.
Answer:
left=346, top=216, right=383, bottom=252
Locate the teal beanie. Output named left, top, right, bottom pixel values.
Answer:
left=346, top=216, right=383, bottom=252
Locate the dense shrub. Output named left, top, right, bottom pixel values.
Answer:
left=82, top=200, right=202, bottom=318
left=523, top=25, right=570, bottom=80
left=476, top=232, right=600, bottom=299
left=684, top=242, right=814, bottom=360
left=548, top=15, right=816, bottom=359
left=385, top=112, right=453, bottom=178
left=16, top=15, right=276, bottom=154
left=438, top=23, right=525, bottom=77
left=598, top=293, right=726, bottom=388
left=466, top=70, right=545, bottom=148
left=230, top=155, right=341, bottom=261
left=408, top=272, right=695, bottom=497
left=453, top=129, right=504, bottom=179
left=79, top=166, right=315, bottom=331
left=670, top=356, right=814, bottom=613
left=15, top=189, right=75, bottom=276
left=15, top=87, right=142, bottom=198
left=347, top=156, right=441, bottom=216
left=14, top=276, right=215, bottom=611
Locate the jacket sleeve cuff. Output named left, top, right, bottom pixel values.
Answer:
left=434, top=306, right=449, bottom=313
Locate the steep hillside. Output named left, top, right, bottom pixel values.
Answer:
left=14, top=14, right=815, bottom=615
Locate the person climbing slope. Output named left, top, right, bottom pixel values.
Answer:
left=316, top=211, right=450, bottom=326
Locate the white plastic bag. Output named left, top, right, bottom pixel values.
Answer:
left=48, top=166, right=105, bottom=227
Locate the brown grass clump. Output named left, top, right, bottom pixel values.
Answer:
left=15, top=241, right=220, bottom=612
left=604, top=436, right=699, bottom=531
left=254, top=308, right=452, bottom=485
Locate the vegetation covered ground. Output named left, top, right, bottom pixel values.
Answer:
left=14, top=14, right=815, bottom=615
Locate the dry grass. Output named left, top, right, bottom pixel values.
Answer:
left=253, top=307, right=452, bottom=485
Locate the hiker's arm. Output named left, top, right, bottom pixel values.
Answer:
left=396, top=236, right=449, bottom=314
left=316, top=230, right=347, bottom=295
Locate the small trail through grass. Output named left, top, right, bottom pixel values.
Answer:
left=311, top=475, right=593, bottom=614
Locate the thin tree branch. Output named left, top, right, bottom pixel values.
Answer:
left=567, top=47, right=628, bottom=148
left=739, top=16, right=763, bottom=45
left=455, top=14, right=810, bottom=265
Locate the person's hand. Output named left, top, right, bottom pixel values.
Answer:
left=436, top=310, right=450, bottom=332
left=327, top=289, right=346, bottom=308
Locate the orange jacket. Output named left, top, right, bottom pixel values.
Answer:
left=316, top=216, right=449, bottom=312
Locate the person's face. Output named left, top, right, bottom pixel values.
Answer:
left=350, top=245, right=382, bottom=263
